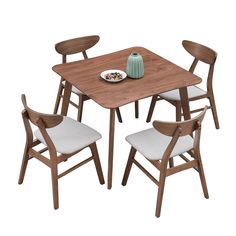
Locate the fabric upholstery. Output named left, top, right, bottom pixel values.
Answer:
left=159, top=86, right=206, bottom=101
left=126, top=128, right=193, bottom=160
left=34, top=117, right=101, bottom=154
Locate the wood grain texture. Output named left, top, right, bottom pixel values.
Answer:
left=153, top=106, right=207, bottom=136
left=22, top=94, right=63, bottom=128
left=54, top=35, right=100, bottom=122
left=146, top=40, right=219, bottom=129
left=19, top=95, right=105, bottom=209
left=55, top=35, right=100, bottom=56
left=122, top=108, right=209, bottom=218
left=182, top=40, right=217, bottom=64
left=53, top=47, right=201, bottom=109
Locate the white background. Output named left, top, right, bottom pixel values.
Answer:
left=0, top=0, right=235, bottom=235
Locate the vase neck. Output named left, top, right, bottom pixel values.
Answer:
left=131, top=52, right=139, bottom=56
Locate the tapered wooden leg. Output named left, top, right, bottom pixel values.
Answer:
left=196, top=152, right=209, bottom=199
left=61, top=81, right=72, bottom=116
left=135, top=100, right=139, bottom=118
left=179, top=87, right=190, bottom=120
left=156, top=176, right=165, bottom=217
left=51, top=164, right=59, bottom=209
left=53, top=81, right=64, bottom=114
left=176, top=102, right=182, bottom=121
left=155, top=161, right=168, bottom=218
left=209, top=95, right=220, bottom=129
left=77, top=94, right=85, bottom=122
left=122, top=147, right=137, bottom=186
left=115, top=108, right=123, bottom=123
left=146, top=95, right=158, bottom=122
left=90, top=143, right=105, bottom=185
left=18, top=144, right=30, bottom=184
left=107, top=109, right=115, bottom=189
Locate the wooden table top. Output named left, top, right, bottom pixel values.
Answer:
left=52, top=47, right=201, bottom=109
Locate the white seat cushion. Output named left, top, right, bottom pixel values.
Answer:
left=126, top=128, right=193, bottom=160
left=159, top=86, right=206, bottom=101
left=62, top=81, right=83, bottom=95
left=34, top=117, right=101, bottom=154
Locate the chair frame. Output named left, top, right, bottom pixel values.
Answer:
left=53, top=35, right=124, bottom=122
left=146, top=40, right=219, bottom=129
left=18, top=94, right=105, bottom=209
left=122, top=107, right=209, bottom=217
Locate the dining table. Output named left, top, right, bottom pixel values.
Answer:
left=52, top=46, right=202, bottom=189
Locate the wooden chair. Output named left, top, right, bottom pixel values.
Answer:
left=122, top=107, right=209, bottom=218
left=53, top=35, right=123, bottom=122
left=146, top=40, right=220, bottom=129
left=18, top=94, right=105, bottom=209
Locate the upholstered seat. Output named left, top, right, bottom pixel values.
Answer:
left=122, top=108, right=209, bottom=218
left=146, top=40, right=219, bottom=129
left=19, top=95, right=104, bottom=209
left=34, top=116, right=101, bottom=154
left=159, top=86, right=206, bottom=101
left=126, top=128, right=193, bottom=160
left=62, top=81, right=83, bottom=94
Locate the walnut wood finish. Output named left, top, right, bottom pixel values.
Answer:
left=55, top=35, right=100, bottom=56
left=19, top=94, right=105, bottom=209
left=54, top=36, right=100, bottom=121
left=107, top=109, right=115, bottom=189
left=153, top=106, right=206, bottom=136
left=122, top=107, right=209, bottom=218
left=146, top=40, right=219, bottom=129
left=53, top=35, right=123, bottom=123
left=22, top=94, right=63, bottom=128
left=53, top=47, right=201, bottom=109
left=53, top=46, right=201, bottom=189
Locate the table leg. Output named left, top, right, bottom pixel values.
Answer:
left=107, top=108, right=115, bottom=189
left=135, top=100, right=139, bottom=118
left=179, top=87, right=191, bottom=120
left=61, top=81, right=72, bottom=116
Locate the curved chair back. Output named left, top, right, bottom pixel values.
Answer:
left=53, top=35, right=100, bottom=120
left=55, top=35, right=100, bottom=62
left=182, top=40, right=217, bottom=93
left=22, top=94, right=63, bottom=128
left=153, top=106, right=207, bottom=137
left=182, top=40, right=217, bottom=65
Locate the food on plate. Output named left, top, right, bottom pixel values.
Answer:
left=105, top=72, right=123, bottom=81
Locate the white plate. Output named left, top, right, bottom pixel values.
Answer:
left=100, top=69, right=127, bottom=83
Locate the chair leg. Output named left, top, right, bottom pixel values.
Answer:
left=115, top=108, right=123, bottom=123
left=135, top=100, right=139, bottom=118
left=155, top=163, right=167, bottom=218
left=146, top=95, right=158, bottom=122
left=175, top=102, right=182, bottom=121
left=77, top=94, right=85, bottom=122
left=209, top=95, right=220, bottom=129
left=53, top=82, right=64, bottom=114
left=169, top=157, right=174, bottom=168
left=51, top=163, right=59, bottom=209
left=90, top=143, right=105, bottom=185
left=18, top=144, right=30, bottom=184
left=122, top=147, right=137, bottom=186
left=196, top=152, right=209, bottom=199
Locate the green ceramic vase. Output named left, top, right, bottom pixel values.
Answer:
left=126, top=52, right=144, bottom=79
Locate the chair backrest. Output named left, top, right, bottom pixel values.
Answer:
left=55, top=35, right=100, bottom=63
left=182, top=40, right=217, bottom=91
left=21, top=94, right=63, bottom=128
left=153, top=107, right=207, bottom=161
left=153, top=106, right=207, bottom=137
